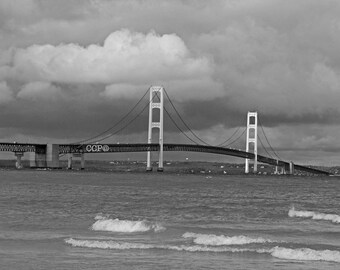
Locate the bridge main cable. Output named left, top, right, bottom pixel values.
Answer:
left=71, top=87, right=150, bottom=145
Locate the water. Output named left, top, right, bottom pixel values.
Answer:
left=0, top=170, right=339, bottom=269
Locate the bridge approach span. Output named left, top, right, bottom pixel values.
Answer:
left=0, top=143, right=46, bottom=153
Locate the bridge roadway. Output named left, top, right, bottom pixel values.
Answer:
left=0, top=142, right=330, bottom=175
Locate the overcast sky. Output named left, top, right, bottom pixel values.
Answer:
left=1, top=0, right=340, bottom=165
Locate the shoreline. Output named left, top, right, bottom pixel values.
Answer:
left=0, top=159, right=337, bottom=176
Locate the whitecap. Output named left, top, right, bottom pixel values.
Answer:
left=288, top=207, right=340, bottom=224
left=65, top=238, right=154, bottom=250
left=65, top=238, right=258, bottom=253
left=91, top=217, right=165, bottom=233
left=270, top=246, right=340, bottom=263
left=65, top=239, right=340, bottom=263
left=182, top=232, right=273, bottom=246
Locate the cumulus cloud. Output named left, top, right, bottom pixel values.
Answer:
left=1, top=29, right=222, bottom=101
left=8, top=30, right=211, bottom=85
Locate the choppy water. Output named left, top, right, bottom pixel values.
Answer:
left=0, top=170, right=339, bottom=269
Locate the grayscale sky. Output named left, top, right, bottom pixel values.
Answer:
left=1, top=0, right=340, bottom=165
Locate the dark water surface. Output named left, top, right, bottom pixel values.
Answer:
left=0, top=170, right=339, bottom=269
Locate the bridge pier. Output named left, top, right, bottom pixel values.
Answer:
left=67, top=153, right=85, bottom=170
left=14, top=152, right=24, bottom=169
left=30, top=152, right=47, bottom=168
left=81, top=153, right=85, bottom=170
left=29, top=144, right=59, bottom=168
left=67, top=154, right=72, bottom=169
left=146, top=152, right=152, bottom=171
left=46, top=144, right=59, bottom=168
left=281, top=166, right=286, bottom=174
left=289, top=162, right=294, bottom=175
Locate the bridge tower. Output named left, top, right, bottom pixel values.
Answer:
left=245, top=112, right=258, bottom=173
left=146, top=86, right=164, bottom=172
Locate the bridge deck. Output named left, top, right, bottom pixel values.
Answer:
left=59, top=143, right=330, bottom=175
left=0, top=142, right=330, bottom=175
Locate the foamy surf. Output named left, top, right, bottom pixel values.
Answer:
left=270, top=247, right=340, bottom=262
left=183, top=232, right=274, bottom=246
left=65, top=238, right=340, bottom=263
left=288, top=207, right=340, bottom=224
left=65, top=238, right=263, bottom=253
left=91, top=216, right=165, bottom=233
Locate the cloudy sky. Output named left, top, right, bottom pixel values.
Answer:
left=1, top=0, right=340, bottom=165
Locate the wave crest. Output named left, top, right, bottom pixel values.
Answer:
left=182, top=232, right=273, bottom=246
left=65, top=238, right=258, bottom=253
left=270, top=246, right=340, bottom=263
left=288, top=207, right=340, bottom=224
left=65, top=238, right=340, bottom=263
left=91, top=216, right=165, bottom=233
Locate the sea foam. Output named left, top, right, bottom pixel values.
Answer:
left=270, top=246, right=340, bottom=263
left=91, top=216, right=165, bottom=233
left=288, top=207, right=340, bottom=224
left=182, top=232, right=273, bottom=246
left=65, top=238, right=340, bottom=263
left=65, top=238, right=259, bottom=253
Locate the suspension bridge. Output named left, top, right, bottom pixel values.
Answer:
left=0, top=86, right=331, bottom=176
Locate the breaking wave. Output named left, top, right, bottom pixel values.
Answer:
left=288, top=207, right=340, bottom=224
left=65, top=238, right=262, bottom=253
left=91, top=215, right=165, bottom=233
left=182, top=232, right=273, bottom=246
left=65, top=238, right=340, bottom=263
left=270, top=247, right=340, bottom=262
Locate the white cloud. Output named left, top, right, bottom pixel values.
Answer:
left=9, top=29, right=212, bottom=86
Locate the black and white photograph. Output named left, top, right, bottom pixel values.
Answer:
left=0, top=0, right=339, bottom=269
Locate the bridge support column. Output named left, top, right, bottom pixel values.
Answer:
left=281, top=167, right=286, bottom=174
left=289, top=162, right=294, bottom=175
left=245, top=112, right=258, bottom=173
left=46, top=144, right=59, bottom=168
left=146, top=86, right=164, bottom=172
left=274, top=160, right=279, bottom=174
left=15, top=152, right=24, bottom=169
left=68, top=153, right=85, bottom=170
left=30, top=152, right=47, bottom=168
left=67, top=154, right=72, bottom=169
left=80, top=153, right=85, bottom=170
left=29, top=144, right=59, bottom=168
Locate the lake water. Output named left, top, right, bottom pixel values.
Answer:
left=0, top=170, right=339, bottom=269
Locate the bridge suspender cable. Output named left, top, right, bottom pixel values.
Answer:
left=85, top=91, right=159, bottom=144
left=163, top=107, right=200, bottom=145
left=153, top=91, right=200, bottom=144
left=221, top=128, right=246, bottom=148
left=163, top=89, right=212, bottom=146
left=258, top=116, right=282, bottom=160
left=163, top=89, right=252, bottom=148
left=257, top=134, right=274, bottom=159
left=216, top=126, right=242, bottom=147
left=71, top=88, right=151, bottom=145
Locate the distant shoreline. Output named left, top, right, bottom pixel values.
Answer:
left=0, top=159, right=337, bottom=176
